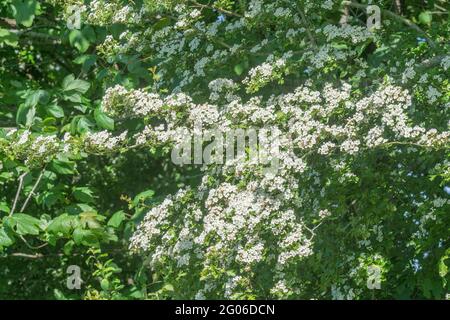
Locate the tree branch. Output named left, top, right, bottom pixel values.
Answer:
left=296, top=7, right=317, bottom=49
left=416, top=55, right=447, bottom=71
left=8, top=253, right=45, bottom=259
left=20, top=167, right=46, bottom=213
left=189, top=0, right=243, bottom=18
left=9, top=172, right=28, bottom=216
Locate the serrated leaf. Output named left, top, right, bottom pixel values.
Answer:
left=5, top=213, right=43, bottom=235
left=47, top=213, right=78, bottom=236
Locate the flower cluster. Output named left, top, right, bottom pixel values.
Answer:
left=21, top=0, right=450, bottom=300
left=84, top=130, right=127, bottom=153
left=1, top=130, right=60, bottom=167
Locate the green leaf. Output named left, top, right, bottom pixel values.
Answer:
left=62, top=74, right=90, bottom=94
left=63, top=240, right=75, bottom=255
left=25, top=89, right=50, bottom=107
left=234, top=64, right=244, bottom=76
left=74, top=54, right=97, bottom=72
left=163, top=284, right=174, bottom=292
left=77, top=116, right=94, bottom=133
left=47, top=213, right=78, bottom=236
left=94, top=108, right=114, bottom=130
left=25, top=106, right=36, bottom=126
left=73, top=227, right=98, bottom=246
left=0, top=202, right=10, bottom=213
left=100, top=278, right=110, bottom=291
left=107, top=211, right=126, bottom=228
left=40, top=191, right=60, bottom=208
left=82, top=26, right=96, bottom=43
left=11, top=0, right=38, bottom=27
left=127, top=287, right=145, bottom=299
left=79, top=211, right=103, bottom=229
left=62, top=92, right=82, bottom=103
left=16, top=104, right=30, bottom=126
left=0, top=227, right=15, bottom=247
left=418, top=11, right=432, bottom=26
left=73, top=187, right=95, bottom=203
left=0, top=28, right=19, bottom=47
left=50, top=159, right=75, bottom=175
left=5, top=213, right=44, bottom=235
left=439, top=254, right=448, bottom=278
left=66, top=203, right=95, bottom=215
left=69, top=30, right=90, bottom=53
left=47, top=103, right=64, bottom=118
left=132, top=190, right=155, bottom=206
left=53, top=289, right=68, bottom=300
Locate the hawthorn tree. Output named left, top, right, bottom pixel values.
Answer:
left=0, top=0, right=449, bottom=299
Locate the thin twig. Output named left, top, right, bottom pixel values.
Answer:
left=9, top=172, right=28, bottom=216
left=19, top=235, right=48, bottom=250
left=8, top=253, right=45, bottom=259
left=394, top=0, right=402, bottom=14
left=340, top=5, right=349, bottom=25
left=20, top=167, right=46, bottom=213
left=189, top=0, right=243, bottom=18
left=297, top=7, right=317, bottom=49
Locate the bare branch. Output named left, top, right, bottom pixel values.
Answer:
left=297, top=8, right=317, bottom=49
left=8, top=253, right=45, bottom=259
left=20, top=167, right=46, bottom=213
left=9, top=172, right=28, bottom=216
left=189, top=0, right=243, bottom=18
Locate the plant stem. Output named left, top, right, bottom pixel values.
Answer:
left=20, top=167, right=46, bottom=213
left=9, top=172, right=27, bottom=216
